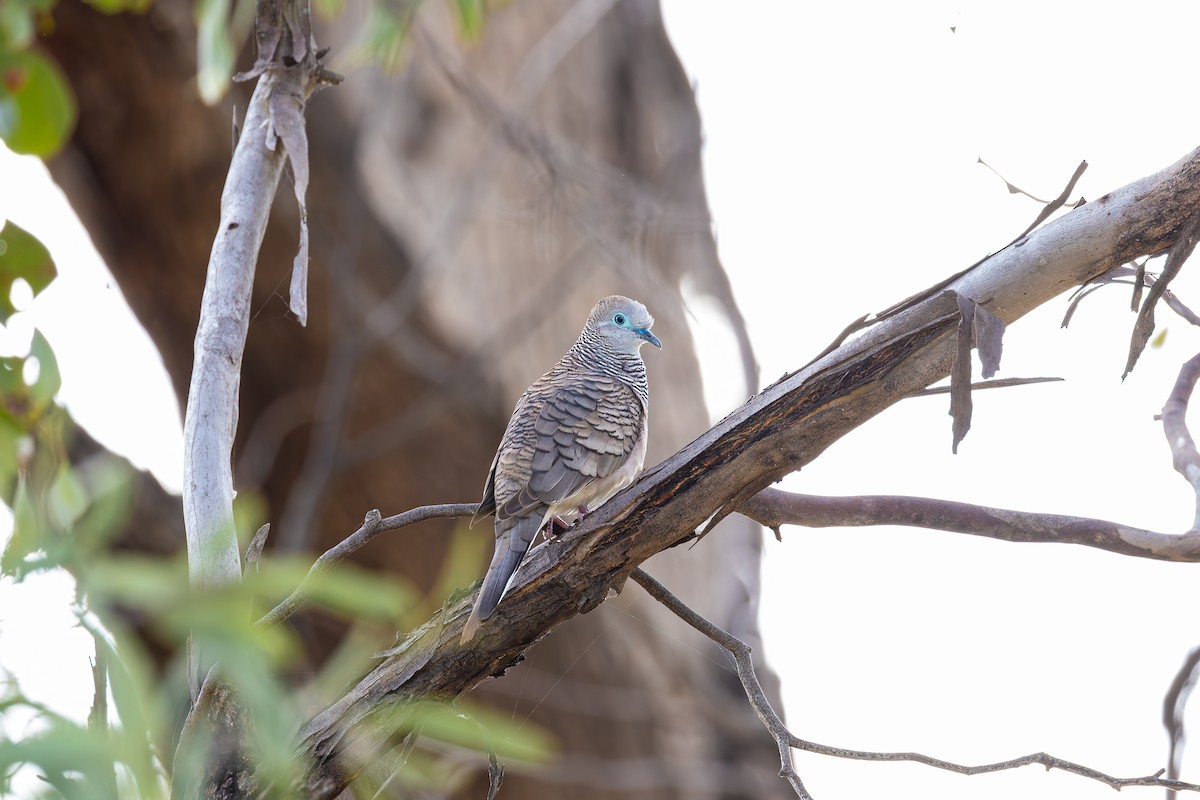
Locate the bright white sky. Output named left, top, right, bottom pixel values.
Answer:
left=3, top=2, right=1200, bottom=798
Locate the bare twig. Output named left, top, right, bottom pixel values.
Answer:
left=913, top=376, right=1063, bottom=396
left=631, top=568, right=1200, bottom=797
left=1015, top=159, right=1088, bottom=240
left=977, top=156, right=1053, bottom=203
left=786, top=738, right=1200, bottom=793
left=628, top=568, right=811, bottom=799
left=1062, top=266, right=1200, bottom=329
left=244, top=523, right=271, bottom=572
left=257, top=503, right=477, bottom=630
left=1162, top=352, right=1200, bottom=528
left=738, top=488, right=1200, bottom=561
left=1164, top=646, right=1200, bottom=799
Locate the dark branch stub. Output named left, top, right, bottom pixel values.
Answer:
left=1126, top=210, right=1200, bottom=378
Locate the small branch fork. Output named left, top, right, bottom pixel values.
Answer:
left=257, top=503, right=478, bottom=630
left=629, top=567, right=1200, bottom=798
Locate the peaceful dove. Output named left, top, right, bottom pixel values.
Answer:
left=461, top=295, right=661, bottom=642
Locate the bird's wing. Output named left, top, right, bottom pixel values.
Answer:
left=497, top=375, right=643, bottom=520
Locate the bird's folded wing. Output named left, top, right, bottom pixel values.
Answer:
left=498, top=376, right=641, bottom=520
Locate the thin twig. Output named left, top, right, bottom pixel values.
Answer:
left=1014, top=159, right=1088, bottom=240
left=786, top=738, right=1200, bottom=793
left=629, top=568, right=812, bottom=800
left=631, top=569, right=1200, bottom=797
left=914, top=376, right=1064, bottom=396
left=257, top=503, right=478, bottom=630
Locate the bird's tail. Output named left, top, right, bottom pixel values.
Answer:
left=461, top=513, right=544, bottom=643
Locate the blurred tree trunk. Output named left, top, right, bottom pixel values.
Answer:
left=45, top=0, right=786, bottom=796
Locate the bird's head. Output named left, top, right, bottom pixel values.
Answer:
left=589, top=295, right=662, bottom=353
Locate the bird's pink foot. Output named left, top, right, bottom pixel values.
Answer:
left=544, top=516, right=571, bottom=541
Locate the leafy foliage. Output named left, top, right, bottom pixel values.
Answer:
left=0, top=2, right=551, bottom=795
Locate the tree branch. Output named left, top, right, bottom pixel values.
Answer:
left=629, top=568, right=810, bottom=798
left=1163, top=351, right=1200, bottom=528
left=737, top=488, right=1200, bottom=561
left=631, top=568, right=1200, bottom=797
left=741, top=346, right=1200, bottom=560
left=286, top=145, right=1200, bottom=798
left=181, top=0, right=334, bottom=689
left=257, top=503, right=478, bottom=630
left=786, top=739, right=1200, bottom=793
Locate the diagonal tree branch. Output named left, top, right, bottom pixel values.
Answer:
left=281, top=145, right=1200, bottom=798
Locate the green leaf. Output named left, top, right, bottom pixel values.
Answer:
left=311, top=0, right=345, bottom=17
left=195, top=0, right=234, bottom=104
left=0, top=220, right=56, bottom=323
left=0, top=50, right=75, bottom=157
left=345, top=5, right=413, bottom=72
left=0, top=4, right=33, bottom=50
left=451, top=0, right=485, bottom=41
left=84, top=0, right=152, bottom=14
left=376, top=699, right=556, bottom=764
left=0, top=408, right=24, bottom=494
left=27, top=328, right=60, bottom=404
left=48, top=459, right=86, bottom=529
left=3, top=472, right=38, bottom=577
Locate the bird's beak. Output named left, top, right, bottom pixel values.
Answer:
left=636, top=328, right=662, bottom=349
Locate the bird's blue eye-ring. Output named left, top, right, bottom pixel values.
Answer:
left=612, top=313, right=628, bottom=326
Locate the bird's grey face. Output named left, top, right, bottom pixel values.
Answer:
left=595, top=297, right=662, bottom=353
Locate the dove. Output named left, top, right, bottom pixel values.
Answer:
left=461, top=295, right=661, bottom=643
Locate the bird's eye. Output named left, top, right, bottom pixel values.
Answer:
left=613, top=313, right=627, bottom=326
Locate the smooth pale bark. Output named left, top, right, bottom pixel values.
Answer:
left=183, top=73, right=285, bottom=593
left=182, top=56, right=324, bottom=713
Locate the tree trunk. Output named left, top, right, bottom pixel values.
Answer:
left=44, top=0, right=785, bottom=796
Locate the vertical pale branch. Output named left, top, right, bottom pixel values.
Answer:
left=181, top=0, right=332, bottom=700
left=183, top=72, right=286, bottom=595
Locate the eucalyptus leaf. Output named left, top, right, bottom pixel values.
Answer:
left=2, top=473, right=38, bottom=577
left=28, top=328, right=60, bottom=404
left=0, top=50, right=76, bottom=157
left=0, top=219, right=56, bottom=324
